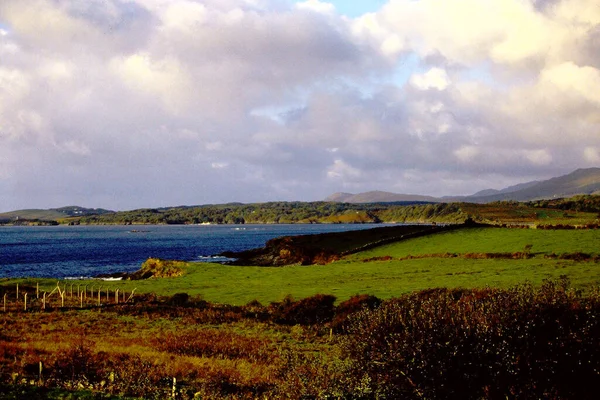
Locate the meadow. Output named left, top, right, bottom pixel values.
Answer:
left=6, top=227, right=599, bottom=305
left=1, top=226, right=600, bottom=398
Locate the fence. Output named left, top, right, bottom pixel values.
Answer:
left=1, top=282, right=136, bottom=312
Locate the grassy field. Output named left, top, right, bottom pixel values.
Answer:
left=347, top=226, right=600, bottom=259
left=5, top=227, right=599, bottom=305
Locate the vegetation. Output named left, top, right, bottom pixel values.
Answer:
left=127, top=259, right=188, bottom=280
left=0, top=278, right=598, bottom=399
left=226, top=224, right=449, bottom=266
left=2, top=195, right=600, bottom=226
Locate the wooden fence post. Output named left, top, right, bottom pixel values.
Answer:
left=126, top=289, right=137, bottom=303
left=3, top=293, right=6, bottom=312
left=24, top=293, right=27, bottom=311
left=56, top=284, right=63, bottom=308
left=106, top=288, right=110, bottom=302
left=80, top=292, right=83, bottom=308
left=84, top=286, right=87, bottom=300
left=16, top=284, right=18, bottom=300
left=70, top=284, right=73, bottom=298
left=115, top=289, right=119, bottom=304
left=97, top=289, right=101, bottom=307
left=36, top=282, right=39, bottom=299
left=42, top=292, right=46, bottom=310
left=39, top=361, right=43, bottom=385
left=122, top=290, right=125, bottom=302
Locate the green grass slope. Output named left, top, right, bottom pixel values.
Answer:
left=7, top=227, right=599, bottom=306
left=346, top=227, right=600, bottom=260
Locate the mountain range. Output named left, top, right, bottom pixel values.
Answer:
left=2, top=168, right=599, bottom=221
left=325, top=167, right=600, bottom=204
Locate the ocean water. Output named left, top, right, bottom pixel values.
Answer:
left=0, top=224, right=382, bottom=278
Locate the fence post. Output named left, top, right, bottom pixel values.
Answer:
left=115, top=289, right=119, bottom=304
left=126, top=289, right=137, bottom=303
left=97, top=289, right=101, bottom=307
left=42, top=292, right=46, bottom=310
left=24, top=293, right=27, bottom=311
left=56, top=284, right=63, bottom=308
left=39, top=361, right=43, bottom=385
left=3, top=293, right=6, bottom=312
left=80, top=292, right=83, bottom=308
left=84, top=286, right=87, bottom=300
left=77, top=284, right=80, bottom=297
left=36, top=282, right=39, bottom=299
left=16, top=284, right=18, bottom=300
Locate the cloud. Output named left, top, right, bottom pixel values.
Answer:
left=410, top=67, right=451, bottom=90
left=295, top=0, right=336, bottom=15
left=0, top=0, right=599, bottom=210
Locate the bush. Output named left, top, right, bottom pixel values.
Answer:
left=270, top=294, right=337, bottom=325
left=339, top=280, right=600, bottom=399
left=332, top=294, right=382, bottom=333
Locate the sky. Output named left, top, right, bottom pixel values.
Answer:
left=1, top=0, right=599, bottom=211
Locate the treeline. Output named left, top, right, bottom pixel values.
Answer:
left=72, top=202, right=468, bottom=225
left=0, top=219, right=59, bottom=226
left=527, top=194, right=600, bottom=213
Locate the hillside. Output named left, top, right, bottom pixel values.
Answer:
left=465, top=168, right=600, bottom=203
left=324, top=191, right=439, bottom=203
left=223, top=224, right=454, bottom=266
left=327, top=167, right=600, bottom=204
left=0, top=206, right=113, bottom=223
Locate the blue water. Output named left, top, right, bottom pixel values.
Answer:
left=0, top=224, right=383, bottom=278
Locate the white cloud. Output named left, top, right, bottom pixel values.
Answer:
left=454, top=145, right=480, bottom=163
left=540, top=62, right=600, bottom=105
left=211, top=162, right=229, bottom=169
left=61, top=140, right=91, bottom=156
left=410, top=67, right=451, bottom=90
left=327, top=159, right=362, bottom=180
left=524, top=149, right=552, bottom=166
left=295, top=0, right=335, bottom=14
left=583, top=147, right=600, bottom=163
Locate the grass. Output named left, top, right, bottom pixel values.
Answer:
left=347, top=226, right=600, bottom=259
left=4, top=227, right=599, bottom=305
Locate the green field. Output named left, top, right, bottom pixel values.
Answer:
left=7, top=227, right=599, bottom=305
left=347, top=226, right=600, bottom=259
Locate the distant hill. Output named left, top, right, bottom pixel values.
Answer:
left=0, top=206, right=114, bottom=221
left=326, top=168, right=600, bottom=204
left=463, top=168, right=600, bottom=203
left=324, top=191, right=439, bottom=203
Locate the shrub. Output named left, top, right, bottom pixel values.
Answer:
left=332, top=294, right=382, bottom=333
left=339, top=281, right=600, bottom=399
left=129, top=258, right=188, bottom=280
left=270, top=294, right=337, bottom=325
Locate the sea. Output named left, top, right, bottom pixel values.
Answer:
left=0, top=224, right=384, bottom=279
